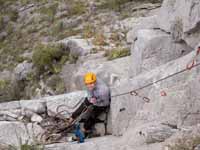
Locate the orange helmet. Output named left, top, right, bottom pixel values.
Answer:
left=84, top=72, right=97, bottom=84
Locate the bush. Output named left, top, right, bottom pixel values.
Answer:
left=8, top=9, right=18, bottom=22
left=68, top=1, right=87, bottom=16
left=8, top=143, right=44, bottom=150
left=39, top=3, right=58, bottom=22
left=98, top=0, right=133, bottom=11
left=0, top=79, right=25, bottom=102
left=168, top=136, right=200, bottom=150
left=0, top=79, right=9, bottom=90
left=50, top=21, right=64, bottom=37
left=32, top=43, right=65, bottom=74
left=0, top=15, right=4, bottom=31
left=105, top=47, right=130, bottom=60
left=20, top=144, right=43, bottom=150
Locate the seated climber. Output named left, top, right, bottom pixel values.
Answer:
left=69, top=72, right=111, bottom=137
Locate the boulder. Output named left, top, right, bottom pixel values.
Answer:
left=73, top=55, right=130, bottom=90
left=126, top=16, right=159, bottom=44
left=164, top=124, right=200, bottom=149
left=0, top=101, right=20, bottom=110
left=0, top=109, right=22, bottom=121
left=58, top=38, right=93, bottom=56
left=31, top=114, right=43, bottom=123
left=14, top=61, right=33, bottom=81
left=45, top=91, right=87, bottom=118
left=136, top=123, right=176, bottom=144
left=0, top=70, right=12, bottom=81
left=195, top=145, right=200, bottom=150
left=130, top=29, right=192, bottom=77
left=26, top=123, right=44, bottom=142
left=0, top=32, right=8, bottom=41
left=157, top=0, right=200, bottom=48
left=20, top=99, right=46, bottom=114
left=0, top=121, right=29, bottom=146
left=61, top=53, right=130, bottom=92
left=112, top=50, right=200, bottom=136
left=117, top=122, right=176, bottom=148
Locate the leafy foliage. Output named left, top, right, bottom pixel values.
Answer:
left=68, top=1, right=87, bottom=16
left=168, top=136, right=200, bottom=150
left=105, top=47, right=130, bottom=60
left=32, top=43, right=66, bottom=74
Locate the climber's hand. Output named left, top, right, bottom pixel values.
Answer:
left=89, top=97, right=96, bottom=104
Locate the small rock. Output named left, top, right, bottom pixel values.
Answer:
left=58, top=38, right=93, bottom=56
left=195, top=144, right=200, bottom=150
left=14, top=61, right=33, bottom=81
left=0, top=101, right=20, bottom=111
left=31, top=114, right=43, bottom=123
left=20, top=99, right=46, bottom=114
left=139, top=124, right=177, bottom=143
left=0, top=32, right=8, bottom=41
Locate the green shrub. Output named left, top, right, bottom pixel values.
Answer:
left=98, top=0, right=133, bottom=11
left=27, top=25, right=38, bottom=34
left=0, top=15, right=4, bottom=31
left=50, top=21, right=64, bottom=37
left=39, top=3, right=58, bottom=22
left=0, top=0, right=18, bottom=6
left=16, top=56, right=27, bottom=63
left=8, top=9, right=18, bottom=22
left=8, top=143, right=44, bottom=150
left=68, top=1, right=87, bottom=16
left=0, top=79, right=24, bottom=102
left=168, top=136, right=200, bottom=150
left=105, top=47, right=130, bottom=60
left=0, top=79, right=9, bottom=90
left=20, top=0, right=29, bottom=5
left=32, top=43, right=64, bottom=73
left=6, top=23, right=14, bottom=35
left=19, top=144, right=43, bottom=150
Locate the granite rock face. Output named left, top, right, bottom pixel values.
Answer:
left=157, top=0, right=200, bottom=48
left=130, top=29, right=192, bottom=77
left=112, top=50, right=200, bottom=136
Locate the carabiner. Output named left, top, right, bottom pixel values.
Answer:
left=130, top=91, right=138, bottom=96
left=143, top=97, right=150, bottom=103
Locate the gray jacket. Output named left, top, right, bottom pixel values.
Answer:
left=87, top=79, right=111, bottom=107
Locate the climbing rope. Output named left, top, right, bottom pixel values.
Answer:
left=111, top=48, right=200, bottom=103
left=56, top=97, right=85, bottom=117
